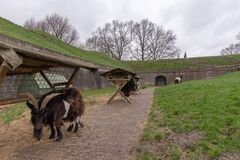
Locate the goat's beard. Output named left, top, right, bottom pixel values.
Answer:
left=33, top=128, right=42, bottom=140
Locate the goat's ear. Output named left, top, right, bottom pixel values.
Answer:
left=26, top=101, right=34, bottom=110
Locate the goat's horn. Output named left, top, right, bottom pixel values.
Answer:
left=26, top=93, right=38, bottom=109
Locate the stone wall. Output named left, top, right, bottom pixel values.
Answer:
left=1, top=62, right=240, bottom=103
left=73, top=67, right=112, bottom=90
left=137, top=65, right=240, bottom=86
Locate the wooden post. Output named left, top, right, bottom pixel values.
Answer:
left=0, top=49, right=23, bottom=84
left=40, top=71, right=56, bottom=89
left=66, top=67, right=80, bottom=88
left=107, top=81, right=131, bottom=104
left=0, top=61, right=9, bottom=83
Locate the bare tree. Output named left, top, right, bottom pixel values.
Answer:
left=64, top=28, right=79, bottom=45
left=84, top=35, right=103, bottom=52
left=84, top=19, right=180, bottom=60
left=220, top=32, right=240, bottom=55
left=23, top=13, right=79, bottom=45
left=221, top=43, right=240, bottom=55
left=23, top=17, right=38, bottom=29
left=85, top=20, right=133, bottom=60
left=149, top=27, right=179, bottom=59
left=237, top=32, right=240, bottom=41
left=131, top=19, right=155, bottom=60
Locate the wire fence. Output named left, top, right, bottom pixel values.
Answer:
left=0, top=67, right=74, bottom=102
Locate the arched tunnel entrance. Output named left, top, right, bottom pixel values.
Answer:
left=155, top=75, right=167, bottom=86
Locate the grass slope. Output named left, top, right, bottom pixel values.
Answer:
left=124, top=55, right=240, bottom=71
left=0, top=17, right=130, bottom=70
left=140, top=72, right=240, bottom=159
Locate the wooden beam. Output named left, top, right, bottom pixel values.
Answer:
left=22, top=56, right=60, bottom=68
left=7, top=68, right=44, bottom=75
left=107, top=81, right=131, bottom=104
left=66, top=67, right=80, bottom=88
left=0, top=61, right=9, bottom=83
left=53, top=82, right=68, bottom=87
left=0, top=97, right=28, bottom=106
left=40, top=71, right=56, bottom=89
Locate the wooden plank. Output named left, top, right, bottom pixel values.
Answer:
left=53, top=82, right=68, bottom=87
left=40, top=71, right=56, bottom=89
left=66, top=67, right=80, bottom=88
left=7, top=68, right=44, bottom=75
left=22, top=56, right=59, bottom=68
left=107, top=81, right=131, bottom=104
left=0, top=97, right=28, bottom=106
left=119, top=91, right=131, bottom=103
left=0, top=61, right=9, bottom=83
left=107, top=79, right=130, bottom=81
left=107, top=90, right=119, bottom=103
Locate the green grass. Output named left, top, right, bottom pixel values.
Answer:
left=0, top=103, right=28, bottom=124
left=140, top=71, right=240, bottom=159
left=82, top=87, right=115, bottom=101
left=136, top=151, right=160, bottom=160
left=1, top=17, right=240, bottom=72
left=124, top=55, right=240, bottom=71
left=170, top=146, right=183, bottom=160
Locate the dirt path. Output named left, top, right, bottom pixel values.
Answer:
left=9, top=88, right=154, bottom=160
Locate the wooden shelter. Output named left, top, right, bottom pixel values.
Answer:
left=100, top=68, right=137, bottom=103
left=0, top=34, right=97, bottom=105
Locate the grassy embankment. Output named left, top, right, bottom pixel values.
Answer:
left=137, top=72, right=240, bottom=159
left=0, top=17, right=130, bottom=70
left=0, top=87, right=115, bottom=124
left=124, top=55, right=240, bottom=71
left=1, top=17, right=240, bottom=72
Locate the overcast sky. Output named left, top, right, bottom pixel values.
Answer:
left=0, top=0, right=240, bottom=57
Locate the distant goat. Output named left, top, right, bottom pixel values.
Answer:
left=121, top=76, right=140, bottom=101
left=175, top=75, right=183, bottom=84
left=26, top=88, right=84, bottom=141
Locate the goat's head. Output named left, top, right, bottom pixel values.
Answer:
left=131, top=77, right=139, bottom=91
left=26, top=94, right=45, bottom=140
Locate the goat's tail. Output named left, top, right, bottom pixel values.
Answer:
left=76, top=91, right=85, bottom=116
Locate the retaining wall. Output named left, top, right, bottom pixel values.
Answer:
left=138, top=65, right=240, bottom=86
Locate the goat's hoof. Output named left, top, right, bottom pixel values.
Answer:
left=67, top=125, right=73, bottom=132
left=56, top=137, right=63, bottom=142
left=73, top=124, right=79, bottom=133
left=73, top=128, right=78, bottom=133
left=49, top=134, right=55, bottom=139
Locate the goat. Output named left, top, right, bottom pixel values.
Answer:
left=121, top=76, right=139, bottom=101
left=175, top=75, right=183, bottom=84
left=26, top=88, right=85, bottom=141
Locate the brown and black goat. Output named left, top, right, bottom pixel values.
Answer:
left=121, top=76, right=140, bottom=101
left=26, top=88, right=85, bottom=141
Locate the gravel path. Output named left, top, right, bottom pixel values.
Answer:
left=11, top=88, right=154, bottom=160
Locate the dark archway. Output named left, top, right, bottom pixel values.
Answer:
left=155, top=75, right=167, bottom=86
